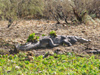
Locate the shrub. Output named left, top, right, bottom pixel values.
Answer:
left=49, top=30, right=57, bottom=37
left=43, top=0, right=72, bottom=23
left=0, top=0, right=99, bottom=23
left=72, top=0, right=100, bottom=18
left=43, top=0, right=100, bottom=23
left=0, top=0, right=18, bottom=20
left=0, top=0, right=44, bottom=20
left=17, top=0, right=44, bottom=19
left=27, top=33, right=39, bottom=43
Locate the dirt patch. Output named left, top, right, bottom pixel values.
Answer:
left=0, top=19, right=100, bottom=56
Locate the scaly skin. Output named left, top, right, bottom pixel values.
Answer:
left=16, top=35, right=91, bottom=50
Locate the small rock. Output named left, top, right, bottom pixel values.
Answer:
left=82, top=31, right=85, bottom=33
left=53, top=47, right=64, bottom=54
left=27, top=56, right=34, bottom=61
left=48, top=50, right=54, bottom=55
left=7, top=70, right=11, bottom=73
left=43, top=51, right=54, bottom=58
left=53, top=47, right=62, bottom=51
left=26, top=51, right=34, bottom=56
left=15, top=66, right=20, bottom=70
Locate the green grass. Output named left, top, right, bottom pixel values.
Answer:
left=0, top=52, right=100, bottom=75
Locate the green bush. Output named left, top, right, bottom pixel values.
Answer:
left=17, top=0, right=44, bottom=18
left=0, top=0, right=18, bottom=20
left=27, top=33, right=39, bottom=42
left=49, top=30, right=57, bottom=37
left=0, top=0, right=44, bottom=20
left=0, top=0, right=99, bottom=21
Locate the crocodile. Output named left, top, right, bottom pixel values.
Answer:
left=16, top=35, right=91, bottom=50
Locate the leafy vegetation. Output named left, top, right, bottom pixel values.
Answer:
left=0, top=0, right=44, bottom=20
left=0, top=52, right=100, bottom=75
left=27, top=33, right=39, bottom=43
left=44, top=0, right=100, bottom=24
left=0, top=0, right=100, bottom=74
left=49, top=30, right=57, bottom=37
left=0, top=0, right=99, bottom=21
left=42, top=34, right=46, bottom=36
left=27, top=31, right=57, bottom=43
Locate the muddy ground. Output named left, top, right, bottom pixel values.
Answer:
left=0, top=19, right=100, bottom=56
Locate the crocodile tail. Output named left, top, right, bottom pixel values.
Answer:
left=74, top=36, right=91, bottom=43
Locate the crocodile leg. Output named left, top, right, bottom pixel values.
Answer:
left=67, top=36, right=78, bottom=44
left=62, top=39, right=72, bottom=46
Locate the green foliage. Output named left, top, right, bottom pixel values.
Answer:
left=49, top=30, right=57, bottom=37
left=0, top=53, right=100, bottom=74
left=42, top=34, right=46, bottom=36
left=27, top=33, right=39, bottom=42
left=0, top=0, right=99, bottom=20
left=0, top=0, right=18, bottom=20
left=18, top=0, right=44, bottom=18
left=0, top=0, right=44, bottom=20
